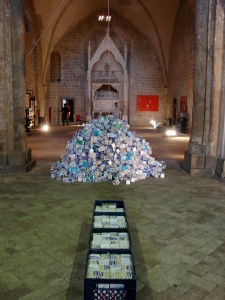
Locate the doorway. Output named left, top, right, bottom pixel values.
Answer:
left=62, top=98, right=74, bottom=122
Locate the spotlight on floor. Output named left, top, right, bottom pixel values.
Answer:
left=42, top=124, right=49, bottom=132
left=150, top=119, right=157, bottom=129
left=164, top=128, right=177, bottom=137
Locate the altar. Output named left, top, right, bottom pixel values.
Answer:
left=86, top=29, right=128, bottom=121
left=92, top=83, right=121, bottom=118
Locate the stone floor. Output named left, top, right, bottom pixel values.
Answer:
left=0, top=125, right=225, bottom=300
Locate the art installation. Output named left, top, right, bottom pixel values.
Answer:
left=50, top=115, right=166, bottom=184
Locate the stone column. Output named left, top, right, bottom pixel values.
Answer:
left=86, top=41, right=92, bottom=122
left=122, top=71, right=129, bottom=123
left=183, top=0, right=216, bottom=174
left=0, top=0, right=35, bottom=172
left=122, top=42, right=129, bottom=123
left=215, top=0, right=225, bottom=177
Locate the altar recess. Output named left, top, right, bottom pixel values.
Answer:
left=86, top=29, right=129, bottom=122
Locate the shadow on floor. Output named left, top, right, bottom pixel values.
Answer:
left=66, top=218, right=91, bottom=300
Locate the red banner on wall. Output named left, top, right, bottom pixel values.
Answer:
left=137, top=95, right=159, bottom=111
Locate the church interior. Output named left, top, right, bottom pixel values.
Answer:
left=1, top=0, right=225, bottom=299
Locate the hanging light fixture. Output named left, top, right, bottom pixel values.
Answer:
left=98, top=15, right=111, bottom=22
left=98, top=1, right=111, bottom=22
left=98, top=15, right=104, bottom=21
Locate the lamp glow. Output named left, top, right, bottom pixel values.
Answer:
left=42, top=124, right=49, bottom=132
left=150, top=119, right=157, bottom=129
left=165, top=129, right=177, bottom=137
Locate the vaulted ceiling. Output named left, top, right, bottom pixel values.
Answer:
left=33, top=0, right=195, bottom=81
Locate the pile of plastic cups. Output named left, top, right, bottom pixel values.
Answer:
left=50, top=115, right=166, bottom=185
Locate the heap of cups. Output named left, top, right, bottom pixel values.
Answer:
left=50, top=115, right=166, bottom=185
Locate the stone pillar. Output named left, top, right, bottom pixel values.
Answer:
left=86, top=41, right=92, bottom=122
left=122, top=71, right=129, bottom=123
left=183, top=0, right=216, bottom=174
left=215, top=0, right=225, bottom=177
left=0, top=0, right=35, bottom=172
left=122, top=42, right=129, bottom=123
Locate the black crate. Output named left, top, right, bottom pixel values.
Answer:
left=84, top=250, right=136, bottom=300
left=84, top=279, right=136, bottom=300
left=94, top=200, right=126, bottom=215
left=89, top=230, right=132, bottom=252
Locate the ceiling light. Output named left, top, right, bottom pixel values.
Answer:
left=98, top=15, right=111, bottom=21
left=98, top=15, right=104, bottom=21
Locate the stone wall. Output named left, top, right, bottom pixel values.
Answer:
left=168, top=0, right=195, bottom=128
left=129, top=36, right=165, bottom=126
left=45, top=10, right=165, bottom=126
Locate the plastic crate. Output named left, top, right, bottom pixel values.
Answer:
left=94, top=200, right=126, bottom=215
left=92, top=213, right=129, bottom=232
left=84, top=250, right=136, bottom=300
left=84, top=280, right=136, bottom=300
left=89, top=230, right=131, bottom=252
left=93, top=283, right=128, bottom=299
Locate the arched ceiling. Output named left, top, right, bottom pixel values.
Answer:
left=32, top=0, right=194, bottom=83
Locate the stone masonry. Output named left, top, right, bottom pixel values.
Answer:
left=45, top=10, right=166, bottom=127
left=168, top=0, right=195, bottom=128
left=0, top=0, right=35, bottom=172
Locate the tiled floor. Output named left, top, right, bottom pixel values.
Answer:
left=0, top=125, right=225, bottom=300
